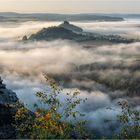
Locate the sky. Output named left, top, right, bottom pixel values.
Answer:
left=0, top=0, right=140, bottom=14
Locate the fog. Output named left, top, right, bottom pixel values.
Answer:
left=0, top=21, right=60, bottom=40
left=0, top=19, right=140, bottom=40
left=73, top=19, right=140, bottom=39
left=0, top=19, right=139, bottom=137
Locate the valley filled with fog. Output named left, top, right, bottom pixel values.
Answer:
left=0, top=18, right=140, bottom=137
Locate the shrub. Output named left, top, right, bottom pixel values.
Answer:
left=116, top=101, right=140, bottom=139
left=14, top=75, right=89, bottom=139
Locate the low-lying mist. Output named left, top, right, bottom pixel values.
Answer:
left=0, top=19, right=140, bottom=40
left=0, top=40, right=139, bottom=136
left=0, top=20, right=139, bottom=137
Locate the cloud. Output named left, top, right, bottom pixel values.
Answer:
left=73, top=20, right=140, bottom=39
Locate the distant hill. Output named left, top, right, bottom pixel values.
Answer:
left=25, top=21, right=135, bottom=43
left=0, top=12, right=124, bottom=22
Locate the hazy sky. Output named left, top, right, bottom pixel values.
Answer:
left=0, top=0, right=140, bottom=14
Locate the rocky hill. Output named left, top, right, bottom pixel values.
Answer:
left=0, top=77, right=18, bottom=139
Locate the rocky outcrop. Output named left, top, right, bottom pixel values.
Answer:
left=0, top=77, right=18, bottom=139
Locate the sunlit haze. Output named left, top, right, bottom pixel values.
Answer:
left=0, top=0, right=140, bottom=13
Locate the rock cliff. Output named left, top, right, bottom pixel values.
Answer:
left=0, top=77, right=18, bottom=139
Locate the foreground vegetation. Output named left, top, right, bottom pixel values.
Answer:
left=14, top=75, right=140, bottom=139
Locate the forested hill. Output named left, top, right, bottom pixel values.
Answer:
left=24, top=21, right=135, bottom=43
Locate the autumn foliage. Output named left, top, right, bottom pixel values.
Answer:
left=14, top=75, right=89, bottom=139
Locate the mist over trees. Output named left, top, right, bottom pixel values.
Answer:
left=0, top=15, right=139, bottom=139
